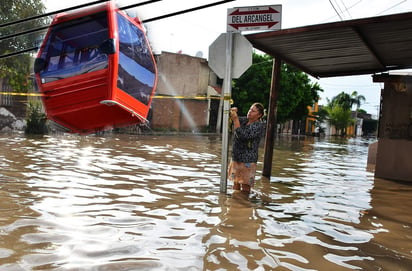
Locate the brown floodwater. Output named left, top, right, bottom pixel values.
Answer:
left=0, top=133, right=411, bottom=270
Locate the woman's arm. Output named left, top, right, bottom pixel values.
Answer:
left=230, top=108, right=240, bottom=129
left=235, top=121, right=264, bottom=140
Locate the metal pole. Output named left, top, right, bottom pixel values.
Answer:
left=262, top=57, right=281, bottom=177
left=216, top=94, right=223, bottom=133
left=220, top=31, right=233, bottom=194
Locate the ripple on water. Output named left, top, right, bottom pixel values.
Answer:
left=0, top=135, right=411, bottom=270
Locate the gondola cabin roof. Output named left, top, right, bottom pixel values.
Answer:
left=50, top=2, right=142, bottom=26
left=51, top=3, right=108, bottom=24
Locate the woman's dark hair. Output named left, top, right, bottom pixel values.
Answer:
left=252, top=102, right=265, bottom=119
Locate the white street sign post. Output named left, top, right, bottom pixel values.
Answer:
left=209, top=5, right=281, bottom=194
left=209, top=32, right=253, bottom=194
left=220, top=31, right=234, bottom=194
left=227, top=5, right=282, bottom=32
left=208, top=33, right=253, bottom=79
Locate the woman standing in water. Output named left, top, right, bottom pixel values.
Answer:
left=228, top=102, right=265, bottom=194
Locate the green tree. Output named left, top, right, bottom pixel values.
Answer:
left=350, top=90, right=366, bottom=111
left=326, top=104, right=354, bottom=136
left=231, top=53, right=272, bottom=115
left=314, top=105, right=328, bottom=134
left=350, top=91, right=366, bottom=136
left=0, top=0, right=46, bottom=92
left=277, top=64, right=321, bottom=123
left=232, top=53, right=322, bottom=123
left=326, top=91, right=367, bottom=136
left=330, top=91, right=352, bottom=110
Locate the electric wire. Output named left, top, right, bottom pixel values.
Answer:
left=377, top=0, right=407, bottom=15
left=333, top=0, right=346, bottom=19
left=0, top=0, right=236, bottom=59
left=322, top=0, right=363, bottom=22
left=339, top=0, right=352, bottom=19
left=0, top=0, right=110, bottom=29
left=143, top=0, right=235, bottom=23
left=329, top=0, right=343, bottom=20
left=0, top=0, right=163, bottom=42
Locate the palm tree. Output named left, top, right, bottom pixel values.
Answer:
left=350, top=91, right=366, bottom=136
left=327, top=105, right=354, bottom=136
left=350, top=91, right=366, bottom=111
left=331, top=92, right=352, bottom=110
left=326, top=91, right=364, bottom=136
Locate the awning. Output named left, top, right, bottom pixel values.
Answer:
left=246, top=12, right=412, bottom=78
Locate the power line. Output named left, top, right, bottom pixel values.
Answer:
left=0, top=0, right=162, bottom=42
left=333, top=0, right=346, bottom=19
left=322, top=0, right=363, bottom=22
left=329, top=0, right=343, bottom=20
left=0, top=25, right=49, bottom=43
left=0, top=0, right=236, bottom=59
left=143, top=0, right=235, bottom=23
left=0, top=47, right=38, bottom=59
left=377, top=0, right=407, bottom=15
left=0, top=0, right=110, bottom=29
left=339, top=0, right=352, bottom=19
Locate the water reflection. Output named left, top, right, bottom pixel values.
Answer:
left=0, top=133, right=411, bottom=270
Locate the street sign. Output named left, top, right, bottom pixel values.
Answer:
left=212, top=4, right=281, bottom=194
left=208, top=32, right=252, bottom=79
left=227, top=5, right=282, bottom=32
left=208, top=32, right=253, bottom=193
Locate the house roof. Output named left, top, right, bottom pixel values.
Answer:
left=245, top=11, right=412, bottom=78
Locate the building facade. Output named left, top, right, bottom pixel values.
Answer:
left=150, top=51, right=220, bottom=132
left=372, top=73, right=412, bottom=182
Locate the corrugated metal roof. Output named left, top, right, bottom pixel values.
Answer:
left=246, top=11, right=412, bottom=78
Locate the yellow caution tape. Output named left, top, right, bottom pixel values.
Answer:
left=153, top=95, right=222, bottom=100
left=0, top=92, right=226, bottom=100
left=0, top=92, right=43, bottom=96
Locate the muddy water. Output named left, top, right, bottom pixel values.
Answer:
left=0, top=133, right=411, bottom=270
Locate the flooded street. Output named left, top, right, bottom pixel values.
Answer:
left=0, top=133, right=411, bottom=270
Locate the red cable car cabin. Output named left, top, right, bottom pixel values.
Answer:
left=34, top=2, right=157, bottom=134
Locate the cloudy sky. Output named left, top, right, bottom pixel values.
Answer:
left=43, top=0, right=412, bottom=116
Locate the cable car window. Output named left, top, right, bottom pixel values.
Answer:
left=117, top=13, right=156, bottom=105
left=38, top=11, right=109, bottom=83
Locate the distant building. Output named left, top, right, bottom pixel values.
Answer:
left=372, top=73, right=412, bottom=182
left=0, top=78, right=27, bottom=119
left=277, top=102, right=319, bottom=135
left=305, top=102, right=318, bottom=135
left=150, top=51, right=221, bottom=132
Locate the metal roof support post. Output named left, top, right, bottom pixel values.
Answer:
left=262, top=57, right=281, bottom=177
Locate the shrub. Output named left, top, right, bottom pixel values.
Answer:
left=25, top=100, right=48, bottom=134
